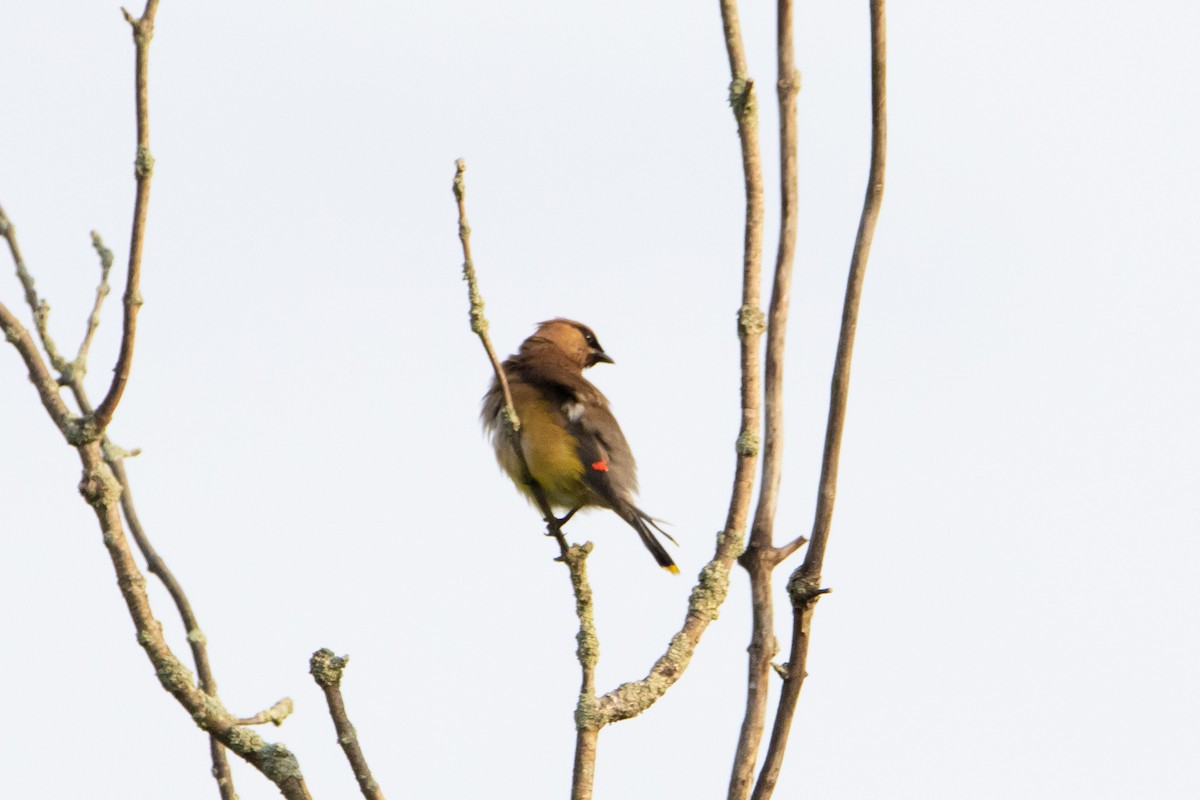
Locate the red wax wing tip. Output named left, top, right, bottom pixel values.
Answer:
left=591, top=460, right=609, bottom=472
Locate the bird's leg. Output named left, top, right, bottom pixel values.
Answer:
left=542, top=506, right=579, bottom=536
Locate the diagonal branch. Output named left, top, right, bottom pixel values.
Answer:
left=76, top=439, right=313, bottom=800
left=81, top=387, right=243, bottom=800
left=749, top=2, right=888, bottom=797
left=311, top=650, right=387, bottom=800
left=0, top=204, right=69, bottom=374
left=0, top=301, right=74, bottom=432
left=92, top=1, right=161, bottom=432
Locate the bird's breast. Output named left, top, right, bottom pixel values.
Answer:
left=492, top=394, right=591, bottom=510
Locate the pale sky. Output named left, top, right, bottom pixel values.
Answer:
left=2, top=2, right=1198, bottom=798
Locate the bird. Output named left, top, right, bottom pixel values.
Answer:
left=481, top=318, right=678, bottom=574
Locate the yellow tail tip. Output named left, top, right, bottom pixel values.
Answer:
left=665, top=565, right=680, bottom=575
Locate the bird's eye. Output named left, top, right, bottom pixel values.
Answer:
left=583, top=333, right=598, bottom=347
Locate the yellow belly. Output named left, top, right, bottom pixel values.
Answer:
left=495, top=395, right=590, bottom=510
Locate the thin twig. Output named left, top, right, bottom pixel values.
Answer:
left=74, top=231, right=115, bottom=373
left=0, top=203, right=69, bottom=373
left=729, top=0, right=801, bottom=795
left=311, top=650, right=386, bottom=800
left=749, top=2, right=887, bottom=797
left=236, top=698, right=296, bottom=727
left=92, top=0, right=161, bottom=432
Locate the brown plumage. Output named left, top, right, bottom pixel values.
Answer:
left=481, top=319, right=678, bottom=573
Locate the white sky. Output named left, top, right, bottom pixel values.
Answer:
left=2, top=1, right=1198, bottom=798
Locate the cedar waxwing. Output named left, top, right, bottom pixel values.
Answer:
left=482, top=319, right=678, bottom=574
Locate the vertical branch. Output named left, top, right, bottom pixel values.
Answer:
left=749, top=2, right=888, bottom=798
left=729, top=0, right=802, bottom=795
left=565, top=543, right=600, bottom=800
left=718, top=0, right=767, bottom=544
left=92, top=1, right=161, bottom=432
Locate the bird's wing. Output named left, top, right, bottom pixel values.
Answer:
left=564, top=398, right=640, bottom=503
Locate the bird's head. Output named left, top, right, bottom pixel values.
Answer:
left=522, top=318, right=614, bottom=370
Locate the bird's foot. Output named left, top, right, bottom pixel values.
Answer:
left=543, top=507, right=580, bottom=535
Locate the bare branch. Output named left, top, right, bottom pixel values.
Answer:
left=3, top=5, right=307, bottom=796
left=729, top=0, right=801, bottom=791
left=92, top=0, right=161, bottom=431
left=311, top=650, right=386, bottom=800
left=750, top=2, right=888, bottom=797
left=718, top=0, right=767, bottom=546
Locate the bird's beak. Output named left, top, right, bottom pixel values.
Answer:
left=592, top=351, right=615, bottom=365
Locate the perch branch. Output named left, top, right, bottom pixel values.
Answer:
left=311, top=649, right=386, bottom=800
left=729, top=0, right=801, bottom=795
left=450, top=0, right=771, bottom=775
left=451, top=160, right=569, bottom=552
left=453, top=160, right=600, bottom=799
left=749, top=2, right=887, bottom=798
left=562, top=543, right=600, bottom=800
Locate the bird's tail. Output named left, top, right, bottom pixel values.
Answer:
left=615, top=503, right=680, bottom=575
